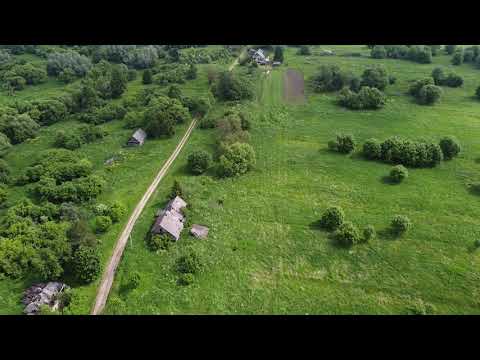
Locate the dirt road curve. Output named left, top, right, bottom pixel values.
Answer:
left=91, top=119, right=197, bottom=315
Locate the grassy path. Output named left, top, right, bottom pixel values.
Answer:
left=91, top=119, right=197, bottom=315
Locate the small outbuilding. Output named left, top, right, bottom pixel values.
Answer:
left=151, top=196, right=187, bottom=241
left=190, top=224, right=209, bottom=239
left=127, top=128, right=147, bottom=147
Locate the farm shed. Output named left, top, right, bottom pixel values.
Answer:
left=190, top=224, right=209, bottom=239
left=22, top=282, right=67, bottom=315
left=127, top=128, right=147, bottom=146
left=151, top=196, right=187, bottom=241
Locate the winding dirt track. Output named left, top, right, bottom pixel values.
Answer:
left=91, top=119, right=197, bottom=315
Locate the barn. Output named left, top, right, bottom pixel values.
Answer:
left=151, top=196, right=187, bottom=241
left=127, top=129, right=147, bottom=146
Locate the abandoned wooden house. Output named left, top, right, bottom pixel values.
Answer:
left=22, top=282, right=67, bottom=315
left=127, top=128, right=147, bottom=146
left=250, top=49, right=270, bottom=65
left=151, top=196, right=187, bottom=241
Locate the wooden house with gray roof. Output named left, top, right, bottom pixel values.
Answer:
left=151, top=196, right=187, bottom=241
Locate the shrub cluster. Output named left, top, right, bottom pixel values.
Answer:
left=212, top=71, right=255, bottom=101
left=367, top=136, right=444, bottom=168
left=409, top=78, right=442, bottom=105
left=431, top=67, right=463, bottom=88
left=328, top=134, right=356, bottom=154
left=187, top=150, right=212, bottom=175
left=310, top=64, right=353, bottom=92
left=218, top=142, right=256, bottom=178
left=319, top=206, right=345, bottom=231
left=370, top=45, right=431, bottom=63
left=54, top=124, right=106, bottom=150
left=338, top=86, right=387, bottom=110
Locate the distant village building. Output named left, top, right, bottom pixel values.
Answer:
left=127, top=128, right=147, bottom=146
left=190, top=224, right=209, bottom=239
left=22, top=282, right=67, bottom=315
left=250, top=48, right=271, bottom=66
left=151, top=196, right=187, bottom=241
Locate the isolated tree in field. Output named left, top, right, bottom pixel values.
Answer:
left=432, top=67, right=445, bottom=86
left=273, top=46, right=284, bottom=62
left=142, top=69, right=153, bottom=84
left=319, top=206, right=345, bottom=231
left=390, top=215, right=412, bottom=236
left=439, top=136, right=461, bottom=160
left=218, top=142, right=256, bottom=178
left=335, top=221, right=361, bottom=247
left=408, top=77, right=434, bottom=98
left=310, top=64, right=351, bottom=92
left=390, top=165, right=409, bottom=183
left=445, top=45, right=457, bottom=55
left=71, top=245, right=101, bottom=284
left=363, top=225, right=376, bottom=242
left=175, top=249, right=202, bottom=274
left=328, top=134, right=356, bottom=154
left=360, top=65, right=389, bottom=90
left=187, top=150, right=211, bottom=175
left=297, top=45, right=311, bottom=56
left=371, top=45, right=387, bottom=59
left=452, top=51, right=463, bottom=66
left=213, top=71, right=254, bottom=101
left=476, top=86, right=480, bottom=99
left=418, top=84, right=442, bottom=105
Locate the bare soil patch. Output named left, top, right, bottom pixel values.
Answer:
left=283, top=68, right=306, bottom=104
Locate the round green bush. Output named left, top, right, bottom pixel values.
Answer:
left=363, top=225, right=376, bottom=242
left=335, top=221, right=361, bottom=247
left=109, top=202, right=126, bottom=223
left=95, top=215, right=112, bottom=233
left=218, top=142, right=256, bottom=178
left=476, top=86, right=480, bottom=100
left=390, top=165, right=409, bottom=183
left=71, top=246, right=101, bottom=284
left=363, top=138, right=381, bottom=160
left=148, top=233, right=171, bottom=251
left=418, top=84, right=442, bottom=105
left=439, top=136, right=461, bottom=160
left=320, top=206, right=345, bottom=231
left=329, top=134, right=356, bottom=154
left=391, top=215, right=412, bottom=236
left=409, top=77, right=434, bottom=97
left=175, top=249, right=202, bottom=274
left=187, top=150, right=211, bottom=175
left=178, top=273, right=195, bottom=286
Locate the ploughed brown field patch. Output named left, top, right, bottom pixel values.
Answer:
left=283, top=68, right=306, bottom=104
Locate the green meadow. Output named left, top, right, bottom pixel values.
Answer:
left=103, top=46, right=480, bottom=314
left=1, top=45, right=480, bottom=314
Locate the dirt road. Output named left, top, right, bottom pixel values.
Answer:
left=91, top=119, right=197, bottom=315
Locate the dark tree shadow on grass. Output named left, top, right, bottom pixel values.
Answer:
left=377, top=228, right=405, bottom=241
left=381, top=176, right=399, bottom=185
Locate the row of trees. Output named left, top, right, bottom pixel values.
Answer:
left=371, top=45, right=434, bottom=63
